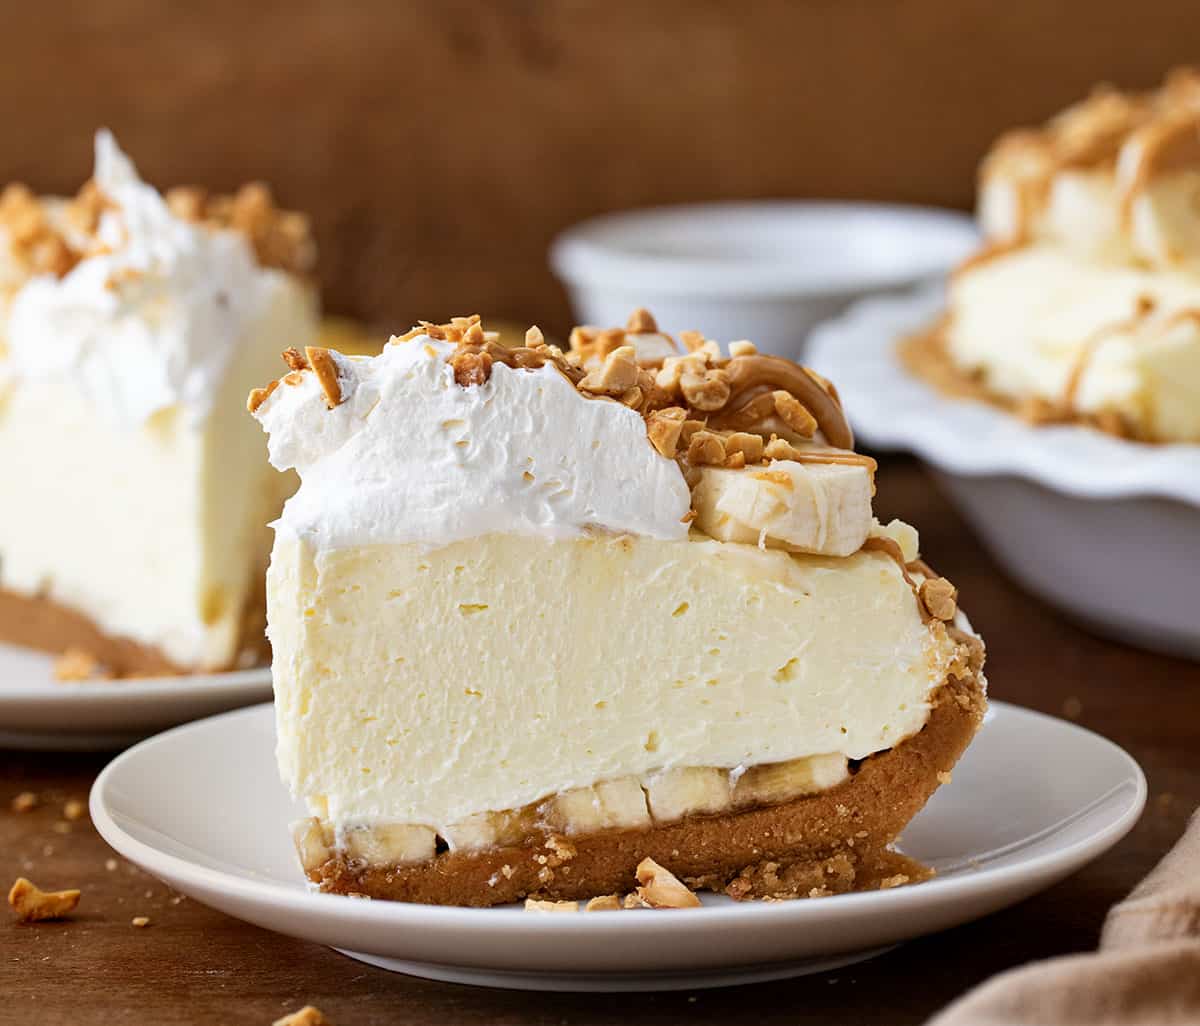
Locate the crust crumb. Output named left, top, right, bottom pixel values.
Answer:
left=8, top=878, right=81, bottom=922
left=635, top=858, right=701, bottom=909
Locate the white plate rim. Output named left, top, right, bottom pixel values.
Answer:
left=806, top=286, right=1200, bottom=506
left=90, top=699, right=1146, bottom=937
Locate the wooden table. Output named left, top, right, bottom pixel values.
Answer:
left=3, top=457, right=1196, bottom=1025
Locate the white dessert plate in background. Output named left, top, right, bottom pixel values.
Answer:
left=91, top=701, right=1144, bottom=992
left=808, top=289, right=1200, bottom=660
left=550, top=202, right=978, bottom=361
left=0, top=642, right=272, bottom=750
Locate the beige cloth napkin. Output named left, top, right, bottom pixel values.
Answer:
left=930, top=809, right=1200, bottom=1026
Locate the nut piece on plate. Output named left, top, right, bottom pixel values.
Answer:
left=8, top=877, right=81, bottom=922
left=585, top=894, right=623, bottom=912
left=274, top=1007, right=332, bottom=1026
left=10, top=791, right=38, bottom=813
left=524, top=898, right=580, bottom=913
left=634, top=858, right=702, bottom=909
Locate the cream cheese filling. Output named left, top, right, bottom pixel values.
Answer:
left=269, top=530, right=958, bottom=837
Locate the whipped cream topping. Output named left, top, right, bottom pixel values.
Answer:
left=255, top=338, right=693, bottom=550
left=3, top=131, right=287, bottom=426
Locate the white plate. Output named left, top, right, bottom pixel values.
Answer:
left=808, top=289, right=1200, bottom=659
left=91, top=701, right=1145, bottom=992
left=0, top=642, right=271, bottom=750
left=551, top=202, right=979, bottom=361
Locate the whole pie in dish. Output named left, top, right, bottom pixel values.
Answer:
left=904, top=67, right=1200, bottom=444
left=0, top=131, right=317, bottom=676
left=251, top=311, right=987, bottom=906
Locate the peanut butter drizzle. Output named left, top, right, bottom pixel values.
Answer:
left=1116, top=110, right=1200, bottom=228
left=981, top=68, right=1200, bottom=244
left=724, top=355, right=854, bottom=450
left=860, top=537, right=933, bottom=624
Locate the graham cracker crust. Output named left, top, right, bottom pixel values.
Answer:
left=306, top=671, right=986, bottom=907
left=0, top=585, right=269, bottom=678
left=898, top=322, right=1144, bottom=441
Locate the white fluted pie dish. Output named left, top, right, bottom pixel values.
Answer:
left=809, top=288, right=1200, bottom=660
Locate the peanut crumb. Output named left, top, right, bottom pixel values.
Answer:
left=247, top=379, right=280, bottom=413
left=304, top=346, right=343, bottom=409
left=879, top=874, right=911, bottom=890
left=524, top=898, right=579, bottom=913
left=105, top=859, right=118, bottom=872
left=937, top=771, right=953, bottom=785
left=11, top=792, right=38, bottom=814
left=54, top=648, right=100, bottom=682
left=680, top=367, right=731, bottom=411
left=919, top=577, right=958, bottom=621
left=8, top=878, right=80, bottom=922
left=585, top=894, right=622, bottom=912
left=687, top=430, right=727, bottom=466
left=772, top=390, right=818, bottom=437
left=728, top=340, right=758, bottom=357
left=646, top=406, right=687, bottom=458
left=525, top=325, right=545, bottom=347
left=62, top=799, right=86, bottom=822
left=635, top=857, right=701, bottom=909
left=274, top=1007, right=331, bottom=1026
left=131, top=915, right=150, bottom=928
left=763, top=435, right=800, bottom=461
left=281, top=347, right=310, bottom=372
left=724, top=431, right=765, bottom=464
left=1063, top=696, right=1084, bottom=719
left=578, top=345, right=640, bottom=396
left=626, top=307, right=658, bottom=334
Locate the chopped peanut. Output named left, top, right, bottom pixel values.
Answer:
left=8, top=878, right=80, bottom=922
left=635, top=858, right=701, bottom=909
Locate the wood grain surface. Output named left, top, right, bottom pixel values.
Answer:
left=1, top=0, right=1198, bottom=334
left=3, top=457, right=1197, bottom=1026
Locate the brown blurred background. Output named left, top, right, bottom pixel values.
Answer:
left=4, top=0, right=1197, bottom=334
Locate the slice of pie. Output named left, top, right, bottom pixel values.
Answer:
left=0, top=131, right=318, bottom=675
left=252, top=311, right=987, bottom=906
left=903, top=67, right=1200, bottom=443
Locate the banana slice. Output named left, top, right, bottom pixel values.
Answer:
left=643, top=766, right=731, bottom=823
left=732, top=753, right=849, bottom=807
left=691, top=460, right=873, bottom=556
left=543, top=776, right=651, bottom=834
left=338, top=822, right=437, bottom=866
left=442, top=806, right=540, bottom=852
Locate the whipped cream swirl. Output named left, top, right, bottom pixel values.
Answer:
left=255, top=338, right=693, bottom=550
left=4, top=131, right=284, bottom=426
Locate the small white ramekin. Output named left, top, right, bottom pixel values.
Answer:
left=809, top=288, right=1200, bottom=661
left=549, top=202, right=977, bottom=358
